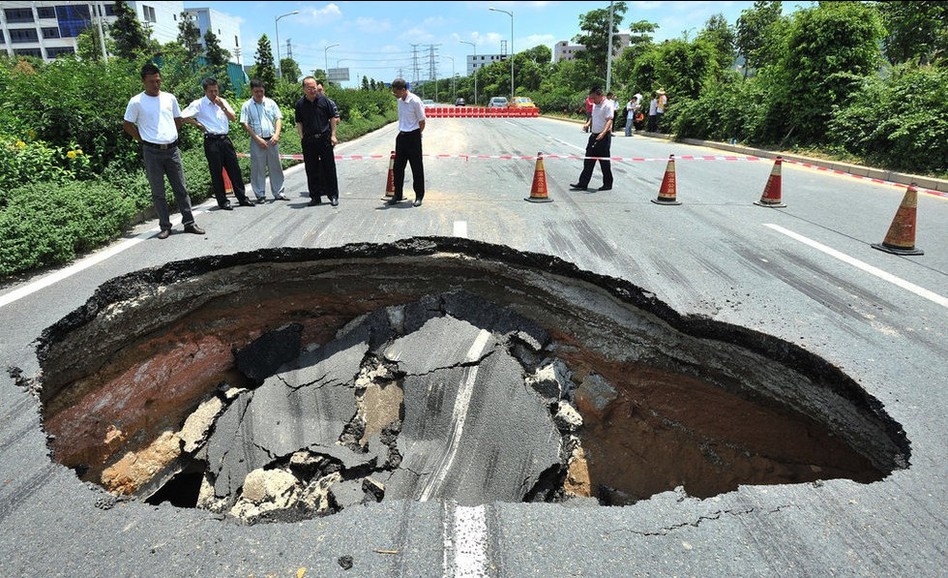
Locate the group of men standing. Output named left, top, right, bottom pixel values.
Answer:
left=122, top=63, right=427, bottom=239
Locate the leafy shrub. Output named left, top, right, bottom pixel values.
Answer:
left=0, top=135, right=71, bottom=194
left=0, top=180, right=137, bottom=277
left=829, top=65, right=948, bottom=175
left=2, top=57, right=141, bottom=175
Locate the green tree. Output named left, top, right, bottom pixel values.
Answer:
left=775, top=1, right=886, bottom=144
left=698, top=14, right=737, bottom=72
left=612, top=20, right=659, bottom=87
left=177, top=12, right=202, bottom=62
left=252, top=35, right=277, bottom=91
left=736, top=1, right=785, bottom=76
left=110, top=0, right=149, bottom=60
left=279, top=58, right=301, bottom=83
left=76, top=24, right=113, bottom=62
left=204, top=30, right=230, bottom=67
left=877, top=1, right=948, bottom=66
left=573, top=2, right=628, bottom=76
left=522, top=45, right=552, bottom=64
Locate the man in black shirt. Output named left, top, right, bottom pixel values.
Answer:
left=294, top=76, right=339, bottom=206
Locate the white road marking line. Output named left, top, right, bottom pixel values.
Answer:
left=454, top=221, right=468, bottom=238
left=0, top=208, right=214, bottom=309
left=453, top=505, right=489, bottom=577
left=0, top=227, right=156, bottom=309
left=764, top=223, right=948, bottom=308
left=420, top=329, right=492, bottom=502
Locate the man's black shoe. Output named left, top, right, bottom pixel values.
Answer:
left=220, top=201, right=233, bottom=210
left=330, top=198, right=339, bottom=206
left=238, top=199, right=256, bottom=207
left=569, top=185, right=588, bottom=191
left=597, top=185, right=613, bottom=191
left=308, top=198, right=322, bottom=206
left=157, top=229, right=171, bottom=240
left=386, top=198, right=403, bottom=205
left=184, top=224, right=205, bottom=235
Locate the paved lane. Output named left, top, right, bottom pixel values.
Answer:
left=0, top=117, right=945, bottom=576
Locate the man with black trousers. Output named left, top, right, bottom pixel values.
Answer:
left=181, top=77, right=256, bottom=210
left=295, top=76, right=339, bottom=206
left=387, top=78, right=426, bottom=207
left=570, top=86, right=614, bottom=192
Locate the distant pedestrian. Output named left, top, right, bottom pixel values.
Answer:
left=656, top=88, right=667, bottom=132
left=570, top=86, right=613, bottom=192
left=583, top=94, right=594, bottom=133
left=624, top=93, right=641, bottom=137
left=181, top=77, right=257, bottom=210
left=647, top=92, right=659, bottom=132
left=386, top=78, right=426, bottom=207
left=239, top=79, right=288, bottom=203
left=607, top=92, right=619, bottom=133
left=122, top=63, right=205, bottom=239
left=295, top=76, right=340, bottom=206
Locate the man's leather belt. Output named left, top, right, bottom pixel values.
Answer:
left=142, top=140, right=176, bottom=149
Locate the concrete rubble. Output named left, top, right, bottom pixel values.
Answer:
left=30, top=237, right=910, bottom=524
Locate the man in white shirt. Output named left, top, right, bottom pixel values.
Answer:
left=570, top=87, right=614, bottom=191
left=387, top=78, right=426, bottom=207
left=240, top=79, right=288, bottom=203
left=182, top=77, right=256, bottom=210
left=122, top=63, right=205, bottom=239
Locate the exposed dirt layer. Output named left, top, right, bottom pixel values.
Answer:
left=33, top=237, right=910, bottom=523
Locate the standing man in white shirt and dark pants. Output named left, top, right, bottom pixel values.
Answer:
left=182, top=77, right=256, bottom=210
left=387, top=78, right=426, bottom=207
left=570, top=87, right=614, bottom=192
left=240, top=79, right=288, bottom=203
left=122, top=63, right=205, bottom=239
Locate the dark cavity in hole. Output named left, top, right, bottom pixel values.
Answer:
left=32, top=238, right=910, bottom=524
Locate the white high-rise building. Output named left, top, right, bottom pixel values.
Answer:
left=0, top=2, right=241, bottom=64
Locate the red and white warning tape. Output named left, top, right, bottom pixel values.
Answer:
left=234, top=152, right=945, bottom=198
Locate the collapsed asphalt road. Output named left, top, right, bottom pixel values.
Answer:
left=28, top=237, right=909, bottom=524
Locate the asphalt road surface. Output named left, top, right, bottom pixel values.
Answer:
left=1, top=117, right=946, bottom=577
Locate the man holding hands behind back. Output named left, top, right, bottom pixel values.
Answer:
left=295, top=76, right=340, bottom=207
left=387, top=78, right=426, bottom=207
left=181, top=77, right=256, bottom=210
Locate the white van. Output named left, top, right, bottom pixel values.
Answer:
left=488, top=96, right=508, bottom=108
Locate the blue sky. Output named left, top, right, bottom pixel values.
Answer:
left=184, top=1, right=809, bottom=88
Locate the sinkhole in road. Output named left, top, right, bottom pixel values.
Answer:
left=34, top=237, right=910, bottom=524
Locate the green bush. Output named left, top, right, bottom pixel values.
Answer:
left=0, top=180, right=137, bottom=277
left=829, top=65, right=948, bottom=175
left=1, top=57, right=141, bottom=175
left=0, top=135, right=71, bottom=194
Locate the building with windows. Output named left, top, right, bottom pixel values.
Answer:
left=183, top=6, right=242, bottom=66
left=465, top=54, right=512, bottom=75
left=0, top=2, right=241, bottom=65
left=554, top=35, right=632, bottom=63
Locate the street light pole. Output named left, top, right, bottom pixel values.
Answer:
left=460, top=40, right=477, bottom=105
left=489, top=7, right=514, bottom=100
left=274, top=10, right=299, bottom=79
left=324, top=43, right=340, bottom=80
left=444, top=56, right=455, bottom=100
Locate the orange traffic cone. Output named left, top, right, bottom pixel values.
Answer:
left=754, top=157, right=786, bottom=207
left=222, top=168, right=233, bottom=194
left=382, top=150, right=396, bottom=200
left=525, top=152, right=553, bottom=203
left=651, top=154, right=681, bottom=205
left=872, top=184, right=924, bottom=255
